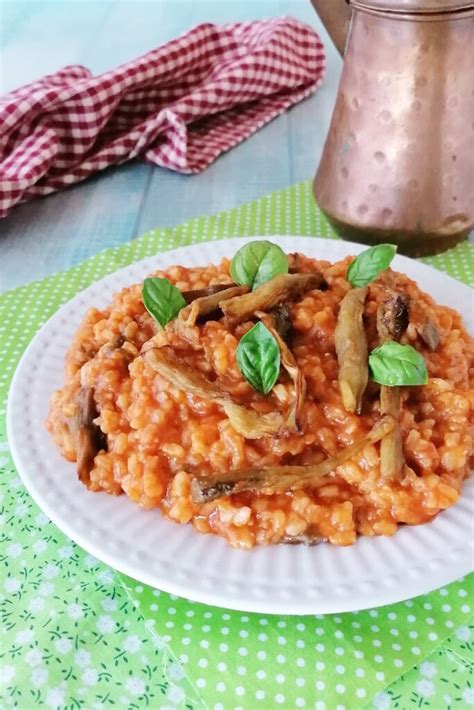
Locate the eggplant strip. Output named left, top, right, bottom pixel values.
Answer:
left=377, top=294, right=409, bottom=342
left=144, top=347, right=228, bottom=402
left=418, top=318, right=440, bottom=352
left=256, top=310, right=305, bottom=432
left=190, top=415, right=394, bottom=502
left=408, top=301, right=440, bottom=351
left=376, top=296, right=409, bottom=480
left=280, top=532, right=323, bottom=546
left=335, top=286, right=369, bottom=414
left=71, top=387, right=107, bottom=484
left=271, top=304, right=293, bottom=342
left=381, top=276, right=440, bottom=351
left=379, top=387, right=403, bottom=479
left=144, top=347, right=284, bottom=439
left=221, top=403, right=283, bottom=439
left=220, top=273, right=325, bottom=324
left=179, top=285, right=249, bottom=327
left=182, top=283, right=237, bottom=304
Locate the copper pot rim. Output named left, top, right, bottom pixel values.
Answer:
left=350, top=1, right=474, bottom=13
left=351, top=5, right=474, bottom=20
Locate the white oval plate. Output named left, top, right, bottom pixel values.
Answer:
left=7, top=237, right=474, bottom=614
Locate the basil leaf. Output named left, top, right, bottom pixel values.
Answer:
left=347, top=244, right=397, bottom=287
left=369, top=342, right=428, bottom=386
left=236, top=322, right=280, bottom=394
left=142, top=277, right=186, bottom=327
left=230, top=240, right=288, bottom=291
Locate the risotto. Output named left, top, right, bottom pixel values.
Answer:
left=47, top=243, right=474, bottom=549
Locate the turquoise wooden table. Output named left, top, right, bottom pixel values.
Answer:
left=0, top=0, right=341, bottom=292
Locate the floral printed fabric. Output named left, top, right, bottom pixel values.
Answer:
left=374, top=643, right=474, bottom=710
left=0, top=459, right=200, bottom=709
left=1, top=180, right=473, bottom=709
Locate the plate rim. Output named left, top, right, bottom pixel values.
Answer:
left=6, top=236, right=474, bottom=614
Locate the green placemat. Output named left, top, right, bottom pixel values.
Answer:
left=1, top=180, right=473, bottom=710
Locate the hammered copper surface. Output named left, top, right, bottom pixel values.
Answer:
left=312, top=1, right=474, bottom=255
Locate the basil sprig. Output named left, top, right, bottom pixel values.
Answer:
left=142, top=277, right=186, bottom=327
left=369, top=342, right=427, bottom=387
left=347, top=244, right=397, bottom=288
left=236, top=322, right=280, bottom=394
left=230, top=240, right=288, bottom=291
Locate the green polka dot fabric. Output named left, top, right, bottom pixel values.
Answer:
left=120, top=579, right=473, bottom=710
left=0, top=180, right=473, bottom=710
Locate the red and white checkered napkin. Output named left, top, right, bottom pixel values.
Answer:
left=0, top=18, right=325, bottom=218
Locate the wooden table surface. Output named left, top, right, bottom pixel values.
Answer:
left=0, top=0, right=341, bottom=292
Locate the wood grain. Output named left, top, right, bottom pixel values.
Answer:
left=0, top=0, right=342, bottom=292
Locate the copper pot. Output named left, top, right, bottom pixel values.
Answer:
left=311, top=0, right=474, bottom=255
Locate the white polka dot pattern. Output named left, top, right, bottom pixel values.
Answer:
left=1, top=180, right=473, bottom=710
left=122, top=578, right=473, bottom=710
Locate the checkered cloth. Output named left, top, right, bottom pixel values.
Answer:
left=0, top=18, right=324, bottom=218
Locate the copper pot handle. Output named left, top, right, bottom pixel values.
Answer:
left=310, top=0, right=351, bottom=55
